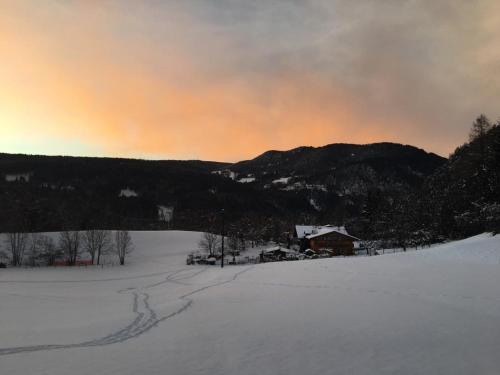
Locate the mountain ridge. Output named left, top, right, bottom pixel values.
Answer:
left=0, top=141, right=444, bottom=166
left=0, top=142, right=446, bottom=234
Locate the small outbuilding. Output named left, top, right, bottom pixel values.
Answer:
left=263, top=247, right=297, bottom=261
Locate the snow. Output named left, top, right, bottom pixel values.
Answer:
left=5, top=172, right=32, bottom=182
left=281, top=182, right=327, bottom=192
left=119, top=188, right=138, bottom=197
left=306, top=227, right=359, bottom=240
left=272, top=176, right=291, bottom=184
left=309, top=198, right=321, bottom=211
left=406, top=233, right=500, bottom=265
left=211, top=169, right=237, bottom=180
left=295, top=225, right=351, bottom=238
left=295, top=224, right=315, bottom=238
left=306, top=227, right=336, bottom=238
left=307, top=183, right=327, bottom=192
left=1, top=231, right=500, bottom=375
left=237, top=177, right=256, bottom=183
left=157, top=206, right=174, bottom=222
left=263, top=246, right=295, bottom=254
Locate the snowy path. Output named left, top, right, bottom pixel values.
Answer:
left=1, top=231, right=500, bottom=375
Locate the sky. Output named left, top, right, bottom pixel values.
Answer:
left=1, top=1, right=499, bottom=162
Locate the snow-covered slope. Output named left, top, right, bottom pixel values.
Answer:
left=408, top=233, right=500, bottom=265
left=1, top=231, right=499, bottom=375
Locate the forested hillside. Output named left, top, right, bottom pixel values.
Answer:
left=1, top=116, right=498, bottom=246
left=0, top=143, right=444, bottom=239
left=362, top=115, right=500, bottom=248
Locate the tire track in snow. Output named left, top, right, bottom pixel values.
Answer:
left=0, top=266, right=253, bottom=356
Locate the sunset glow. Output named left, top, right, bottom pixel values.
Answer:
left=1, top=1, right=500, bottom=161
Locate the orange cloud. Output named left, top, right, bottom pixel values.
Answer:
left=0, top=9, right=405, bottom=161
left=2, top=1, right=498, bottom=161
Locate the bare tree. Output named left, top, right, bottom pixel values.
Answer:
left=115, top=230, right=133, bottom=265
left=59, top=231, right=81, bottom=266
left=228, top=233, right=239, bottom=262
left=27, top=233, right=43, bottom=267
left=5, top=232, right=28, bottom=266
left=239, top=232, right=246, bottom=252
left=84, top=230, right=111, bottom=265
left=39, top=235, right=60, bottom=266
left=198, top=232, right=220, bottom=257
left=362, top=240, right=381, bottom=256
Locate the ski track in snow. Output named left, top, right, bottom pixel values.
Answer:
left=0, top=266, right=253, bottom=356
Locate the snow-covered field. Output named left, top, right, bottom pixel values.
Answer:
left=1, top=231, right=500, bottom=375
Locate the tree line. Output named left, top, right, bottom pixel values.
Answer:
left=360, top=114, right=500, bottom=250
left=0, top=230, right=133, bottom=267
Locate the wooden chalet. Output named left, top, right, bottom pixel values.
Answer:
left=295, top=225, right=360, bottom=256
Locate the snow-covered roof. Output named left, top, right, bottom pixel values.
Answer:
left=305, top=228, right=336, bottom=239
left=119, top=188, right=138, bottom=198
left=272, top=177, right=291, bottom=184
left=295, top=225, right=359, bottom=240
left=295, top=225, right=315, bottom=238
left=295, top=225, right=346, bottom=238
left=237, top=177, right=256, bottom=183
left=306, top=229, right=360, bottom=241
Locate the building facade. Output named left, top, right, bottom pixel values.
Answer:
left=295, top=225, right=360, bottom=256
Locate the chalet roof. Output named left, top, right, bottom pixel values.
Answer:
left=305, top=227, right=359, bottom=240
left=295, top=225, right=350, bottom=239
